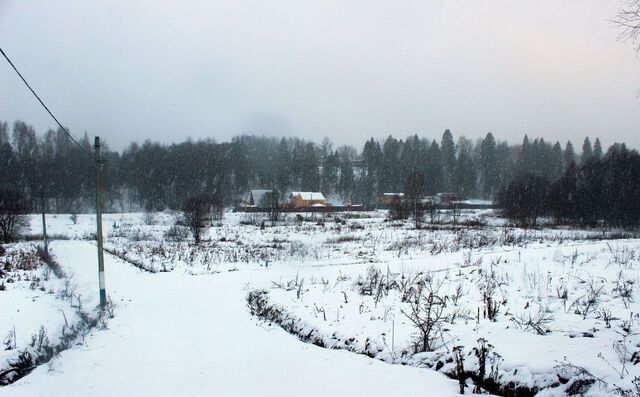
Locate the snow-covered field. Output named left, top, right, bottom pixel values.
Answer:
left=256, top=241, right=640, bottom=395
left=2, top=210, right=640, bottom=396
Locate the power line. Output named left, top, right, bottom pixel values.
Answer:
left=1, top=46, right=110, bottom=306
left=0, top=46, right=120, bottom=175
left=0, top=46, right=89, bottom=153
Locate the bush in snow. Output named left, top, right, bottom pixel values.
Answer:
left=0, top=190, right=29, bottom=243
left=401, top=275, right=450, bottom=353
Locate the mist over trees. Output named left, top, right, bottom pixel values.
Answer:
left=2, top=119, right=637, bottom=227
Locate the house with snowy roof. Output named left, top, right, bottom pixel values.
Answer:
left=249, top=189, right=275, bottom=207
left=288, top=192, right=326, bottom=208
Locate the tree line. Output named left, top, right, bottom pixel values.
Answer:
left=498, top=143, right=640, bottom=228
left=0, top=119, right=616, bottom=215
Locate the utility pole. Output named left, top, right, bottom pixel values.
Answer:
left=94, top=136, right=107, bottom=307
left=40, top=191, right=48, bottom=258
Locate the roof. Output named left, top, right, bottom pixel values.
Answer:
left=382, top=193, right=405, bottom=197
left=290, top=192, right=326, bottom=201
left=250, top=189, right=274, bottom=205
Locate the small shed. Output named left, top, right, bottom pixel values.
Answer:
left=289, top=192, right=326, bottom=208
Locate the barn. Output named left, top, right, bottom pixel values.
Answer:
left=289, top=192, right=326, bottom=208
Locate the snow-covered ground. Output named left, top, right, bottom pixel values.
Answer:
left=1, top=240, right=457, bottom=396
left=2, top=210, right=640, bottom=396
left=258, top=241, right=640, bottom=395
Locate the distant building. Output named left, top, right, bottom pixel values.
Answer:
left=249, top=189, right=275, bottom=206
left=436, top=192, right=458, bottom=205
left=289, top=192, right=326, bottom=208
left=378, top=193, right=405, bottom=206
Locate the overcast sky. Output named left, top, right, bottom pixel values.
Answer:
left=1, top=0, right=639, bottom=151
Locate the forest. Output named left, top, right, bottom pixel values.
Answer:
left=1, top=119, right=635, bottom=223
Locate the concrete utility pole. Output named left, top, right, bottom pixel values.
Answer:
left=94, top=136, right=107, bottom=307
left=40, top=191, right=48, bottom=258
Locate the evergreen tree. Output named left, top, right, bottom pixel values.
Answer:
left=299, top=142, right=320, bottom=191
left=425, top=140, right=443, bottom=195
left=275, top=138, right=291, bottom=195
left=497, top=173, right=550, bottom=227
left=320, top=150, right=339, bottom=194
left=229, top=138, right=251, bottom=197
left=453, top=138, right=476, bottom=198
left=550, top=142, right=564, bottom=179
left=480, top=132, right=498, bottom=198
left=399, top=134, right=421, bottom=181
left=581, top=137, right=593, bottom=164
left=337, top=151, right=355, bottom=200
left=440, top=129, right=456, bottom=191
left=380, top=135, right=402, bottom=193
left=517, top=134, right=532, bottom=175
left=0, top=122, right=8, bottom=145
left=359, top=138, right=382, bottom=201
left=563, top=141, right=576, bottom=169
left=593, top=137, right=604, bottom=160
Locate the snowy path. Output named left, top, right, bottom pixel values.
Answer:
left=1, top=241, right=457, bottom=397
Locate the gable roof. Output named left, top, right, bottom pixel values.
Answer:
left=250, top=189, right=274, bottom=205
left=290, top=192, right=326, bottom=201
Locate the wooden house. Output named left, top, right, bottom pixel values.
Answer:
left=289, top=192, right=326, bottom=208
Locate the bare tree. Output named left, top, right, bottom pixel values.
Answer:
left=181, top=196, right=212, bottom=244
left=615, top=0, right=640, bottom=54
left=0, top=190, right=29, bottom=243
left=260, top=189, right=285, bottom=226
left=404, top=170, right=426, bottom=229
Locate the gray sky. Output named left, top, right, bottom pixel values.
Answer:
left=1, top=0, right=639, bottom=151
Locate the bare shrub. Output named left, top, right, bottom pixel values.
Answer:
left=608, top=244, right=637, bottom=269
left=599, top=333, right=634, bottom=380
left=3, top=328, right=16, bottom=350
left=478, top=267, right=501, bottom=321
left=510, top=303, right=554, bottom=335
left=396, top=269, right=426, bottom=303
left=614, top=271, right=635, bottom=309
left=271, top=273, right=304, bottom=294
left=572, top=275, right=606, bottom=319
left=453, top=345, right=466, bottom=394
left=355, top=266, right=398, bottom=305
left=462, top=250, right=482, bottom=268
left=325, top=234, right=361, bottom=244
left=0, top=190, right=29, bottom=243
left=556, top=282, right=569, bottom=311
left=401, top=276, right=450, bottom=353
left=596, top=308, right=619, bottom=329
